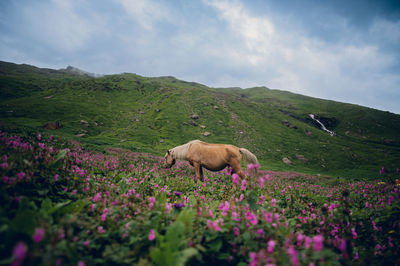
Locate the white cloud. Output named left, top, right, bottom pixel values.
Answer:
left=370, top=18, right=400, bottom=44
left=117, top=0, right=171, bottom=30
left=20, top=0, right=107, bottom=52
left=201, top=0, right=400, bottom=112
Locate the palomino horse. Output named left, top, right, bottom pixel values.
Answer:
left=164, top=140, right=258, bottom=180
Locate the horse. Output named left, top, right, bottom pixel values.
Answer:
left=164, top=140, right=259, bottom=181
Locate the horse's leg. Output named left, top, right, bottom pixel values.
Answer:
left=231, top=159, right=247, bottom=180
left=199, top=165, right=204, bottom=181
left=193, top=162, right=201, bottom=181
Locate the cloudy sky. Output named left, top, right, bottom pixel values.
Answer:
left=1, top=0, right=400, bottom=114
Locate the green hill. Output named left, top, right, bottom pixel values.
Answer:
left=1, top=61, right=399, bottom=178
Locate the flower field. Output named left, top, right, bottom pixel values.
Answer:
left=0, top=130, right=399, bottom=265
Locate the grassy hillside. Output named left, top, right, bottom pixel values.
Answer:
left=1, top=61, right=399, bottom=178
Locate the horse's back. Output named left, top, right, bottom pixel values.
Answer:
left=188, top=141, right=240, bottom=161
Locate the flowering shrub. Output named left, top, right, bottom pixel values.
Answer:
left=0, top=130, right=399, bottom=265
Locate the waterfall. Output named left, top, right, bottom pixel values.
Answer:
left=309, top=114, right=335, bottom=136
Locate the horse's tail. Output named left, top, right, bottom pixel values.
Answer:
left=239, top=148, right=259, bottom=166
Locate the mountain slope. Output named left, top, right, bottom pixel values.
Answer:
left=1, top=61, right=399, bottom=178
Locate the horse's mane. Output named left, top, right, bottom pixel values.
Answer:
left=171, top=140, right=201, bottom=160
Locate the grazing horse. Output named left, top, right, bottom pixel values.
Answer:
left=164, top=140, right=259, bottom=180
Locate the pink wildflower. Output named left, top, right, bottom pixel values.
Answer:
left=245, top=211, right=258, bottom=225
left=12, top=242, right=27, bottom=266
left=239, top=194, right=244, bottom=201
left=232, top=173, right=239, bottom=185
left=265, top=212, right=273, bottom=223
left=288, top=246, right=299, bottom=266
left=264, top=174, right=269, bottom=181
left=338, top=238, right=346, bottom=252
left=304, top=236, right=312, bottom=248
left=165, top=202, right=173, bottom=213
left=351, top=228, right=357, bottom=239
left=233, top=226, right=240, bottom=236
left=84, top=239, right=90, bottom=247
left=101, top=208, right=108, bottom=222
left=232, top=211, right=240, bottom=221
left=33, top=227, right=45, bottom=243
left=148, top=229, right=156, bottom=241
left=240, top=179, right=247, bottom=190
left=97, top=226, right=105, bottom=234
left=249, top=252, right=258, bottom=266
left=219, top=201, right=230, bottom=216
left=93, top=193, right=101, bottom=202
left=17, top=172, right=25, bottom=180
left=267, top=240, right=276, bottom=253
left=271, top=198, right=276, bottom=207
left=54, top=174, right=59, bottom=181
left=148, top=196, right=156, bottom=209
left=0, top=162, right=8, bottom=169
left=258, top=177, right=265, bottom=188
left=313, top=235, right=324, bottom=251
left=207, top=220, right=221, bottom=231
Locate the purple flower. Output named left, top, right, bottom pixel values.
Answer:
left=33, top=227, right=45, bottom=243
left=12, top=242, right=27, bottom=266
left=174, top=191, right=182, bottom=196
left=173, top=203, right=185, bottom=209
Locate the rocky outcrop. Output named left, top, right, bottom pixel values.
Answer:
left=282, top=157, right=292, bottom=164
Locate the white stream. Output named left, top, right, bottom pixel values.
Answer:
left=309, top=114, right=335, bottom=136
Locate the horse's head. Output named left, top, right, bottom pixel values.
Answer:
left=164, top=150, right=176, bottom=168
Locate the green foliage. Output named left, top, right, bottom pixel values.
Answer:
left=150, top=221, right=198, bottom=266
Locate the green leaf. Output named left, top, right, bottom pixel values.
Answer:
left=165, top=221, right=186, bottom=250
left=207, top=238, right=222, bottom=252
left=176, top=248, right=198, bottom=266
left=176, top=209, right=194, bottom=234
left=55, top=149, right=67, bottom=162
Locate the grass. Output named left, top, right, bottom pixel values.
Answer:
left=0, top=60, right=399, bottom=180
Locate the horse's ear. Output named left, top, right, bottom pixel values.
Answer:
left=167, top=150, right=170, bottom=155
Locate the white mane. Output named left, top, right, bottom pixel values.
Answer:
left=170, top=140, right=201, bottom=160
